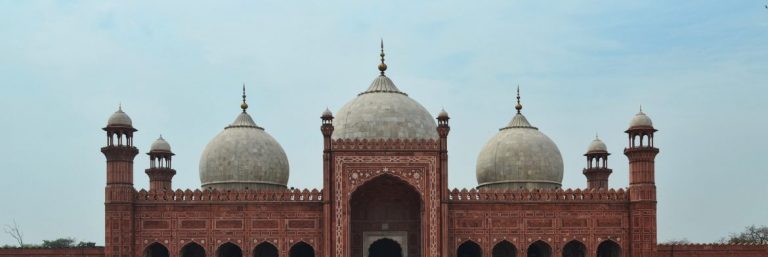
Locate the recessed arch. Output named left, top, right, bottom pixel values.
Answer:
left=144, top=242, right=169, bottom=257
left=562, top=240, right=586, bottom=257
left=596, top=240, right=621, bottom=257
left=216, top=242, right=242, bottom=257
left=457, top=240, right=482, bottom=257
left=289, top=241, right=315, bottom=257
left=253, top=242, right=278, bottom=257
left=526, top=241, right=551, bottom=257
left=180, top=242, right=206, bottom=257
left=492, top=240, right=516, bottom=257
left=368, top=238, right=403, bottom=257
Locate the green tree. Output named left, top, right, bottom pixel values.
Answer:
left=723, top=225, right=768, bottom=244
left=42, top=238, right=75, bottom=248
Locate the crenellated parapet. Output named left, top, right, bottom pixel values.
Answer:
left=134, top=188, right=323, bottom=202
left=447, top=187, right=628, bottom=202
left=331, top=138, right=440, bottom=151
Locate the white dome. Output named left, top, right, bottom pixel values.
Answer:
left=629, top=111, right=653, bottom=128
left=476, top=113, right=564, bottom=190
left=587, top=137, right=607, bottom=153
left=199, top=111, right=289, bottom=190
left=332, top=75, right=438, bottom=140
left=107, top=106, right=132, bottom=127
left=150, top=136, right=172, bottom=152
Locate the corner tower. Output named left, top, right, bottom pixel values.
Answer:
left=624, top=108, right=659, bottom=257
left=583, top=135, right=612, bottom=189
left=145, top=135, right=176, bottom=191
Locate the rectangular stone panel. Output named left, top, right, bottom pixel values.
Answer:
left=526, top=219, right=553, bottom=228
left=179, top=220, right=207, bottom=229
left=142, top=220, right=170, bottom=230
left=215, top=220, right=243, bottom=229
left=597, top=217, right=622, bottom=227
left=253, top=219, right=279, bottom=229
left=491, top=218, right=518, bottom=228
left=455, top=218, right=484, bottom=228
left=562, top=218, right=588, bottom=227
left=287, top=219, right=316, bottom=229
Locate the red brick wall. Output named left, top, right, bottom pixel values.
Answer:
left=0, top=247, right=104, bottom=257
left=657, top=244, right=768, bottom=257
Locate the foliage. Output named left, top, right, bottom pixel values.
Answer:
left=42, top=238, right=76, bottom=248
left=663, top=238, right=691, bottom=244
left=722, top=225, right=768, bottom=244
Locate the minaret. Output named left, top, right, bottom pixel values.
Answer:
left=582, top=135, right=612, bottom=189
left=145, top=135, right=176, bottom=191
left=624, top=107, right=659, bottom=257
left=101, top=105, right=139, bottom=201
left=320, top=107, right=334, bottom=257
left=100, top=105, right=139, bottom=257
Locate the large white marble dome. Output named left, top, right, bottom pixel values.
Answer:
left=476, top=100, right=564, bottom=190
left=199, top=108, right=289, bottom=191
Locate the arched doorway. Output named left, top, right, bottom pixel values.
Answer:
left=526, top=241, right=551, bottom=257
left=492, top=240, right=516, bottom=257
left=144, top=243, right=169, bottom=257
left=368, top=238, right=403, bottom=257
left=253, top=242, right=278, bottom=257
left=180, top=242, right=206, bottom=257
left=562, top=241, right=586, bottom=257
left=351, top=175, right=421, bottom=257
left=216, top=242, right=242, bottom=257
left=457, top=240, right=482, bottom=257
left=596, top=240, right=620, bottom=257
left=289, top=242, right=315, bottom=257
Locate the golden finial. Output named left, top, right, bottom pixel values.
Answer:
left=240, top=83, right=248, bottom=112
left=515, top=85, right=523, bottom=114
left=378, top=39, right=387, bottom=75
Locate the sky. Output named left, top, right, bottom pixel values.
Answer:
left=0, top=0, right=766, bottom=246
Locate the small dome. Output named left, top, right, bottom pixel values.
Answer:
left=437, top=109, right=449, bottom=119
left=322, top=108, right=333, bottom=119
left=107, top=106, right=132, bottom=127
left=629, top=111, right=653, bottom=128
left=332, top=75, right=438, bottom=140
left=150, top=135, right=172, bottom=152
left=476, top=111, right=563, bottom=190
left=199, top=111, right=289, bottom=190
left=587, top=137, right=607, bottom=153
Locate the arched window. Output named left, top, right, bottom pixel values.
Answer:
left=457, top=240, right=482, bottom=257
left=596, top=240, right=621, bottom=257
left=562, top=240, right=586, bottom=257
left=144, top=243, right=169, bottom=257
left=180, top=242, right=206, bottom=257
left=526, top=241, right=551, bottom=257
left=492, top=240, right=516, bottom=257
left=216, top=242, right=242, bottom=257
left=253, top=242, right=278, bottom=257
left=289, top=242, right=315, bottom=257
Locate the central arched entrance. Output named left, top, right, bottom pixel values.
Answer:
left=351, top=175, right=421, bottom=257
left=368, top=238, right=403, bottom=257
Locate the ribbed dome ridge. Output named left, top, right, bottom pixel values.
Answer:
left=226, top=112, right=263, bottom=129
left=502, top=114, right=537, bottom=130
left=359, top=75, right=406, bottom=96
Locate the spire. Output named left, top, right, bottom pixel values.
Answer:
left=241, top=84, right=248, bottom=112
left=639, top=104, right=643, bottom=114
left=378, top=39, right=387, bottom=75
left=515, top=85, right=523, bottom=114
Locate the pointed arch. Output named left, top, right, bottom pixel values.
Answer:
left=144, top=242, right=169, bottom=257
left=492, top=240, right=516, bottom=257
left=561, top=240, right=586, bottom=257
left=253, top=242, right=278, bottom=257
left=596, top=240, right=621, bottom=257
left=526, top=240, right=551, bottom=257
left=368, top=238, right=403, bottom=257
left=457, top=240, right=482, bottom=257
left=216, top=242, right=242, bottom=257
left=180, top=242, right=206, bottom=257
left=289, top=241, right=315, bottom=257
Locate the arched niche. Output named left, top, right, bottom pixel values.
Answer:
left=368, top=238, right=403, bottom=257
left=492, top=240, right=516, bottom=257
left=253, top=242, right=278, bottom=257
left=180, top=242, right=206, bottom=257
left=597, top=240, right=621, bottom=257
left=216, top=242, right=242, bottom=257
left=457, top=240, right=482, bottom=257
left=144, top=243, right=169, bottom=257
left=562, top=240, right=586, bottom=257
left=526, top=241, right=551, bottom=257
left=289, top=242, right=315, bottom=257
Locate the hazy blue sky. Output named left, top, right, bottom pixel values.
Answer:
left=0, top=1, right=766, bottom=245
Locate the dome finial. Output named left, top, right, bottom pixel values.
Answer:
left=639, top=104, right=643, bottom=113
left=378, top=38, right=387, bottom=75
left=515, top=85, right=523, bottom=114
left=240, top=83, right=249, bottom=112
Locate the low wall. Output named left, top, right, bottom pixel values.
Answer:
left=658, top=243, right=768, bottom=257
left=0, top=247, right=104, bottom=257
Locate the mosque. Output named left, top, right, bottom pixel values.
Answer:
left=90, top=45, right=764, bottom=257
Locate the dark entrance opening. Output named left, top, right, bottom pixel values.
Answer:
left=144, top=243, right=169, bottom=257
left=492, top=240, right=516, bottom=257
left=289, top=242, right=315, bottom=257
left=368, top=238, right=403, bottom=257
left=562, top=241, right=586, bottom=257
left=253, top=242, right=278, bottom=257
left=596, top=241, right=621, bottom=257
left=351, top=175, right=421, bottom=257
left=181, top=242, right=206, bottom=257
left=217, top=242, right=242, bottom=257
left=457, top=240, right=482, bottom=257
left=526, top=241, right=551, bottom=257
